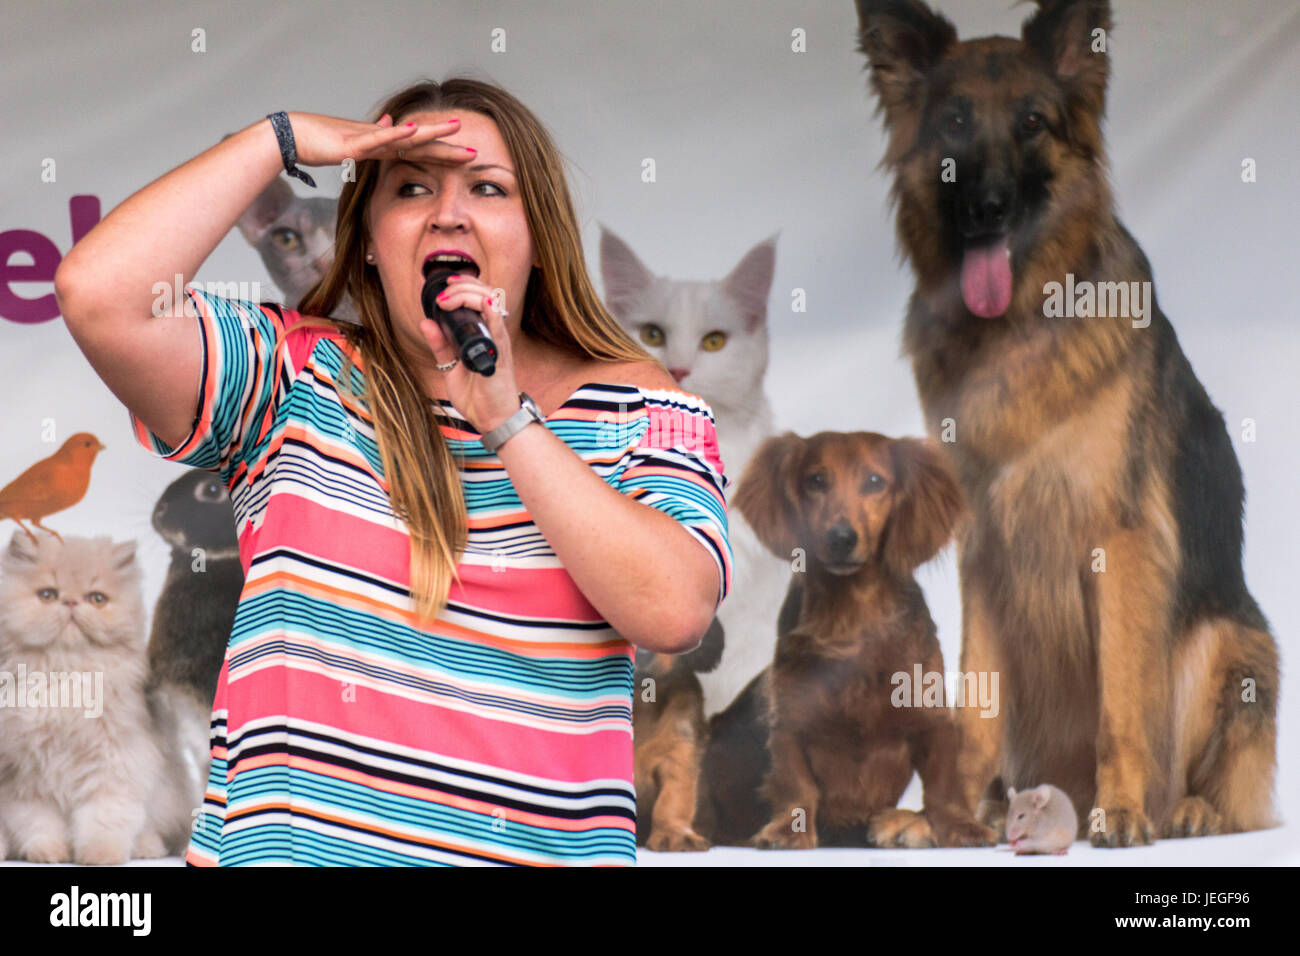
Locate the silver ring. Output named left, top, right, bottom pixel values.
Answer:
left=436, top=357, right=459, bottom=372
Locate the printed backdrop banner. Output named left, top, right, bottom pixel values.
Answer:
left=2, top=0, right=1298, bottom=865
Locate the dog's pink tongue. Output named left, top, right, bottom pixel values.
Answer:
left=961, top=237, right=1013, bottom=318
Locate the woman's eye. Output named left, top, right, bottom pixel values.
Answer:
left=399, top=181, right=506, bottom=198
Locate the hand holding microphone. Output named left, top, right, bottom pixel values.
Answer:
left=421, top=262, right=498, bottom=375
left=418, top=266, right=529, bottom=440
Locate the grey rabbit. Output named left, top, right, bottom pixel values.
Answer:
left=145, top=468, right=245, bottom=845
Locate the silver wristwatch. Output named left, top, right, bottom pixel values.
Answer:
left=480, top=392, right=544, bottom=452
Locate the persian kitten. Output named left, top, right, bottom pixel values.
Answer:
left=0, top=532, right=188, bottom=864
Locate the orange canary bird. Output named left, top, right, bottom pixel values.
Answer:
left=0, top=432, right=106, bottom=545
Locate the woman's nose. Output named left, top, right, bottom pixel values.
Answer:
left=429, top=186, right=468, bottom=229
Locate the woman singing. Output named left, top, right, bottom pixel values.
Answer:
left=55, top=77, right=732, bottom=866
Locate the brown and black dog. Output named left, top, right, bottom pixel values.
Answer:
left=698, top=431, right=993, bottom=849
left=633, top=618, right=724, bottom=851
left=852, top=0, right=1279, bottom=846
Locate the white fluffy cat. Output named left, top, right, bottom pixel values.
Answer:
left=0, top=531, right=190, bottom=864
left=600, top=226, right=792, bottom=716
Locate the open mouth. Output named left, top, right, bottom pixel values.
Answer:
left=422, top=252, right=480, bottom=280
left=960, top=233, right=1014, bottom=318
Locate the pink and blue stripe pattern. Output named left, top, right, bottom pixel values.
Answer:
left=129, top=286, right=732, bottom=866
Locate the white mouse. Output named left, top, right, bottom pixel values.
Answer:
left=1006, top=784, right=1078, bottom=855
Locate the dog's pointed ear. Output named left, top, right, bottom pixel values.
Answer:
left=854, top=0, right=957, bottom=140
left=882, top=437, right=964, bottom=575
left=1022, top=0, right=1112, bottom=157
left=732, top=431, right=804, bottom=562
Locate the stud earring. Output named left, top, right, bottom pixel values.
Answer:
left=365, top=252, right=375, bottom=263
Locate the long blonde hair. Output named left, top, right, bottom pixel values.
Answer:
left=278, top=76, right=662, bottom=624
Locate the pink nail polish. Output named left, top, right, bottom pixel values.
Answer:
left=465, top=147, right=477, bottom=154
left=405, top=122, right=416, bottom=128
left=437, top=291, right=448, bottom=300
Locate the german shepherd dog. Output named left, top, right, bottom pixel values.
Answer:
left=852, top=0, right=1279, bottom=847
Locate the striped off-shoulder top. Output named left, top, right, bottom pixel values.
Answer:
left=129, top=286, right=732, bottom=867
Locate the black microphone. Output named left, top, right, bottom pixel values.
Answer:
left=420, top=263, right=498, bottom=375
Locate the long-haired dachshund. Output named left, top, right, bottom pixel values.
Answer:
left=702, top=430, right=994, bottom=849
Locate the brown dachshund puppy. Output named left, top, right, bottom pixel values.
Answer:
left=727, top=430, right=995, bottom=849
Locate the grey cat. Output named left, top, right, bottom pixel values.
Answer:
left=0, top=532, right=190, bottom=863
left=234, top=173, right=360, bottom=324
left=600, top=226, right=791, bottom=716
